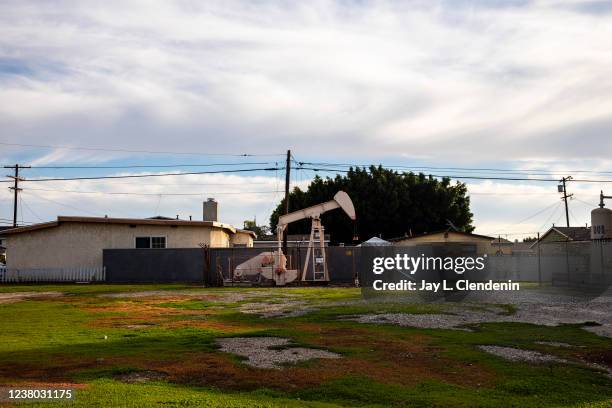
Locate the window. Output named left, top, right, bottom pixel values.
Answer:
left=135, top=236, right=166, bottom=249
left=151, top=237, right=166, bottom=248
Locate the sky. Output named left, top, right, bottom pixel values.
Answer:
left=1, top=0, right=612, bottom=239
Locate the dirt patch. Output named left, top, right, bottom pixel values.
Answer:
left=216, top=337, right=341, bottom=369
left=161, top=318, right=255, bottom=333
left=100, top=290, right=274, bottom=303
left=83, top=300, right=208, bottom=329
left=478, top=345, right=567, bottom=364
left=0, top=291, right=62, bottom=304
left=115, top=370, right=168, bottom=383
left=0, top=357, right=97, bottom=382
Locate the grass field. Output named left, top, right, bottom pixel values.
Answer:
left=0, top=284, right=610, bottom=407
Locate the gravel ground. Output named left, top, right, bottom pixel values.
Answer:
left=115, top=370, right=168, bottom=383
left=239, top=300, right=314, bottom=318
left=534, top=341, right=574, bottom=347
left=478, top=345, right=612, bottom=378
left=216, top=337, right=341, bottom=369
left=350, top=300, right=612, bottom=337
left=352, top=313, right=474, bottom=330
left=477, top=345, right=567, bottom=363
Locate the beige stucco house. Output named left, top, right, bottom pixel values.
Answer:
left=1, top=216, right=255, bottom=270
left=390, top=230, right=498, bottom=255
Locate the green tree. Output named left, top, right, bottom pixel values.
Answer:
left=243, top=220, right=270, bottom=238
left=270, top=166, right=474, bottom=244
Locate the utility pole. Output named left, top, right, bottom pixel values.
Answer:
left=4, top=164, right=30, bottom=228
left=283, top=150, right=291, bottom=254
left=559, top=176, right=573, bottom=228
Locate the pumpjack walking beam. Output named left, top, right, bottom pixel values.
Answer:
left=276, top=191, right=356, bottom=282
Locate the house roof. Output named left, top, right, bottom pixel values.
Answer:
left=529, top=226, right=591, bottom=248
left=235, top=229, right=258, bottom=238
left=255, top=234, right=331, bottom=242
left=388, top=230, right=495, bottom=242
left=0, top=216, right=256, bottom=237
left=491, top=237, right=513, bottom=245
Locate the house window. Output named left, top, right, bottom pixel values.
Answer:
left=151, top=236, right=166, bottom=248
left=135, top=236, right=166, bottom=249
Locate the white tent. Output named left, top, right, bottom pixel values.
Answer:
left=358, top=236, right=391, bottom=246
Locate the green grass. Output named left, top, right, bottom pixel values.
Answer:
left=0, top=285, right=610, bottom=407
left=0, top=283, right=196, bottom=295
left=21, top=380, right=342, bottom=408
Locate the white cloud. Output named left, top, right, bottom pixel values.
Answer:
left=6, top=172, right=304, bottom=228
left=1, top=0, right=611, bottom=232
left=1, top=1, right=611, bottom=158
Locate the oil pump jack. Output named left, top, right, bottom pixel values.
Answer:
left=234, top=191, right=357, bottom=286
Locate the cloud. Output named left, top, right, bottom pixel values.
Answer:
left=0, top=0, right=611, bottom=160
left=4, top=172, right=306, bottom=228
left=0, top=1, right=610, bottom=233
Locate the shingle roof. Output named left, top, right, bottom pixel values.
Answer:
left=549, top=226, right=591, bottom=241
left=529, top=226, right=591, bottom=248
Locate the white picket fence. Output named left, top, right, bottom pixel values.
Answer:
left=0, top=267, right=106, bottom=283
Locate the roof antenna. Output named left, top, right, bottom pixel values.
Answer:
left=446, top=219, right=459, bottom=232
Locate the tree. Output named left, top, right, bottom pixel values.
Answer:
left=243, top=220, right=270, bottom=238
left=270, top=166, right=474, bottom=244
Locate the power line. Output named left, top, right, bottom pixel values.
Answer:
left=0, top=167, right=282, bottom=183
left=0, top=141, right=285, bottom=157
left=537, top=202, right=563, bottom=231
left=298, top=161, right=612, bottom=176
left=296, top=166, right=612, bottom=183
left=19, top=195, right=44, bottom=222
left=22, top=191, right=106, bottom=216
left=297, top=166, right=560, bottom=181
left=22, top=187, right=282, bottom=196
left=20, top=162, right=274, bottom=169
left=468, top=192, right=558, bottom=196
left=573, top=196, right=598, bottom=208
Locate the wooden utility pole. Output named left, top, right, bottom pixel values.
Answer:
left=560, top=176, right=573, bottom=227
left=283, top=150, right=291, bottom=254
left=4, top=164, right=30, bottom=228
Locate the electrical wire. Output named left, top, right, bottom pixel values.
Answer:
left=573, top=197, right=598, bottom=207
left=537, top=202, right=563, bottom=232
left=0, top=167, right=282, bottom=183
left=19, top=195, right=44, bottom=222
left=0, top=141, right=285, bottom=157
left=297, top=161, right=612, bottom=176
left=21, top=191, right=105, bottom=216
left=296, top=166, right=612, bottom=183
left=23, top=162, right=274, bottom=169
left=22, top=187, right=283, bottom=196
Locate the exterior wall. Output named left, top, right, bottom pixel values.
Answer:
left=491, top=244, right=513, bottom=255
left=231, top=231, right=254, bottom=247
left=540, top=230, right=569, bottom=243
left=5, top=222, right=232, bottom=269
left=394, top=232, right=494, bottom=254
